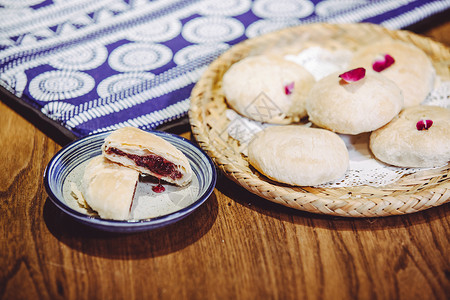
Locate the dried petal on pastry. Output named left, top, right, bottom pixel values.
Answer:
left=416, top=119, right=433, bottom=131
left=102, top=127, right=192, bottom=186
left=284, top=81, right=295, bottom=95
left=372, top=54, right=395, bottom=72
left=339, top=67, right=366, bottom=83
left=82, top=156, right=139, bottom=220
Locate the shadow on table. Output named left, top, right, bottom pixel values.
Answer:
left=43, top=192, right=218, bottom=259
left=215, top=173, right=450, bottom=231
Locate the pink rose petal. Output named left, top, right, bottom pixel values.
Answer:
left=284, top=81, right=295, bottom=95
left=416, top=119, right=433, bottom=131
left=339, top=67, right=366, bottom=83
left=372, top=54, right=395, bottom=72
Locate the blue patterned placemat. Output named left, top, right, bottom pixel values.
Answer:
left=1, top=0, right=449, bottom=138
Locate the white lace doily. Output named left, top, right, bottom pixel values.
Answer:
left=225, top=47, right=450, bottom=188
left=285, top=46, right=353, bottom=81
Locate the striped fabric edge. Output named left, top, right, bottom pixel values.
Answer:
left=88, top=98, right=190, bottom=135
left=381, top=0, right=450, bottom=29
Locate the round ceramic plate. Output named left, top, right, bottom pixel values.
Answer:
left=44, top=130, right=217, bottom=232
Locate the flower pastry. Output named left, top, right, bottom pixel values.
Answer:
left=102, top=127, right=192, bottom=186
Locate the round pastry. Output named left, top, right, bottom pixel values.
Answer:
left=222, top=54, right=316, bottom=124
left=248, top=126, right=349, bottom=186
left=370, top=105, right=450, bottom=168
left=350, top=40, right=435, bottom=108
left=82, top=156, right=140, bottom=220
left=306, top=70, right=403, bottom=135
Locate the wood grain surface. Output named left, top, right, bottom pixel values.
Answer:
left=1, top=20, right=449, bottom=300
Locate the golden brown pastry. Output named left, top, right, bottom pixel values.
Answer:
left=82, top=155, right=139, bottom=220
left=102, top=127, right=192, bottom=186
left=248, top=126, right=349, bottom=186
left=350, top=40, right=435, bottom=108
left=370, top=105, right=450, bottom=168
left=222, top=54, right=316, bottom=124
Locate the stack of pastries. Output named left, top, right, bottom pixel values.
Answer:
left=77, top=127, right=192, bottom=220
left=222, top=40, right=450, bottom=186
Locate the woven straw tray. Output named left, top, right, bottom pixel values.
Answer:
left=189, top=23, right=450, bottom=217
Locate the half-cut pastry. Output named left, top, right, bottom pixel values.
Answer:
left=102, top=127, right=192, bottom=186
left=82, top=155, right=139, bottom=220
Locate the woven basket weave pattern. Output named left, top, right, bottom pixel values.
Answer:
left=189, top=23, right=450, bottom=217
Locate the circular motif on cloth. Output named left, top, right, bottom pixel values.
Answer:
left=108, top=43, right=173, bottom=72
left=173, top=43, right=230, bottom=65
left=315, top=0, right=367, bottom=17
left=49, top=44, right=108, bottom=70
left=96, top=72, right=156, bottom=98
left=245, top=19, right=300, bottom=38
left=41, top=101, right=75, bottom=120
left=252, top=0, right=314, bottom=19
left=127, top=19, right=182, bottom=42
left=0, top=0, right=44, bottom=7
left=199, top=0, right=252, bottom=16
left=182, top=17, right=245, bottom=44
left=29, top=70, right=95, bottom=101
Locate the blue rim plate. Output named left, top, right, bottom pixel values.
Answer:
left=44, top=130, right=217, bottom=232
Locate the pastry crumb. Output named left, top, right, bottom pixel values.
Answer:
left=70, top=182, right=98, bottom=216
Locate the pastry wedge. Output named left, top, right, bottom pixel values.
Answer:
left=82, top=155, right=139, bottom=220
left=102, top=127, right=192, bottom=186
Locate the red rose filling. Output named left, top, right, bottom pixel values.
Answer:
left=106, top=148, right=182, bottom=180
left=152, top=184, right=165, bottom=193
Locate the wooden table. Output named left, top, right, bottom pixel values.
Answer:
left=1, top=20, right=449, bottom=300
